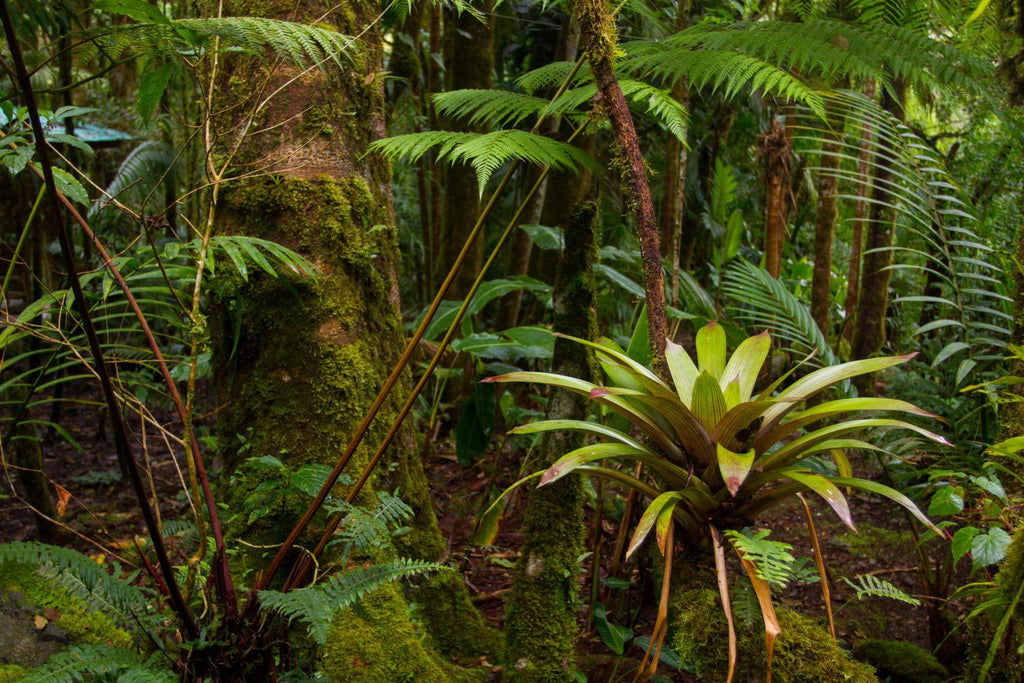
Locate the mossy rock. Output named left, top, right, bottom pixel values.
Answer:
left=853, top=640, right=947, bottom=683
left=0, top=562, right=131, bottom=674
left=671, top=587, right=877, bottom=682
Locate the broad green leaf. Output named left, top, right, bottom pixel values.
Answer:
left=540, top=443, right=688, bottom=487
left=831, top=476, right=939, bottom=534
left=137, top=62, right=175, bottom=123
left=593, top=603, right=632, bottom=655
left=517, top=223, right=563, bottom=250
left=717, top=443, right=755, bottom=496
left=757, top=397, right=935, bottom=449
left=932, top=341, right=971, bottom=368
left=665, top=339, right=699, bottom=404
left=509, top=419, right=653, bottom=454
left=591, top=386, right=712, bottom=464
left=763, top=354, right=916, bottom=425
left=627, top=491, right=681, bottom=559
left=50, top=167, right=89, bottom=205
left=627, top=306, right=651, bottom=366
left=952, top=526, right=979, bottom=563
left=781, top=469, right=854, bottom=530
left=720, top=331, right=770, bottom=401
left=692, top=371, right=726, bottom=431
left=971, top=528, right=1011, bottom=570
left=965, top=0, right=992, bottom=25
left=927, top=486, right=964, bottom=516
left=696, top=321, right=727, bottom=378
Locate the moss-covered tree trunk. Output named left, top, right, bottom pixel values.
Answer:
left=760, top=118, right=791, bottom=279
left=810, top=134, right=840, bottom=335
left=206, top=0, right=491, bottom=677
left=840, top=81, right=875, bottom=348
left=505, top=200, right=599, bottom=682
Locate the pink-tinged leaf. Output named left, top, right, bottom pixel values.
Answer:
left=720, top=330, right=771, bottom=401
left=508, top=419, right=652, bottom=453
left=666, top=339, right=699, bottom=404
left=737, top=553, right=782, bottom=683
left=717, top=443, right=756, bottom=496
left=655, top=503, right=676, bottom=554
left=779, top=469, right=855, bottom=530
left=831, top=476, right=941, bottom=534
left=540, top=443, right=690, bottom=488
left=627, top=491, right=681, bottom=560
left=710, top=525, right=737, bottom=683
left=762, top=354, right=918, bottom=426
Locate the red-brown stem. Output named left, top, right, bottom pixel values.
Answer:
left=573, top=0, right=668, bottom=373
left=0, top=0, right=198, bottom=638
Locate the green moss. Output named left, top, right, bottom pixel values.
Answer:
left=853, top=640, right=947, bottom=683
left=671, top=587, right=878, bottom=683
left=320, top=584, right=483, bottom=682
left=504, top=201, right=599, bottom=682
left=0, top=665, right=25, bottom=683
left=0, top=563, right=131, bottom=649
left=832, top=524, right=913, bottom=555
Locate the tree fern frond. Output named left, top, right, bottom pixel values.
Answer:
left=258, top=559, right=450, bottom=645
left=721, top=260, right=838, bottom=367
left=431, top=89, right=553, bottom=128
left=841, top=574, right=920, bottom=604
left=173, top=17, right=354, bottom=68
left=516, top=61, right=589, bottom=94
left=88, top=141, right=176, bottom=226
left=369, top=130, right=595, bottom=194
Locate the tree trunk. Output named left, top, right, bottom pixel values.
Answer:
left=659, top=3, right=690, bottom=307
left=440, top=5, right=494, bottom=298
left=572, top=0, right=668, bottom=373
left=505, top=200, right=599, bottom=682
left=760, top=117, right=791, bottom=279
left=851, top=81, right=905, bottom=393
left=839, top=81, right=876, bottom=348
left=810, top=133, right=840, bottom=336
left=207, top=0, right=492, bottom=676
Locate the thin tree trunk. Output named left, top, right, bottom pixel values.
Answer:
left=840, top=81, right=876, bottom=348
left=573, top=0, right=668, bottom=373
left=659, top=3, right=690, bottom=307
left=852, top=81, right=905, bottom=392
left=440, top=5, right=494, bottom=298
left=208, top=0, right=493, bottom=673
left=811, top=133, right=840, bottom=335
left=505, top=200, right=599, bottom=682
left=760, top=117, right=791, bottom=279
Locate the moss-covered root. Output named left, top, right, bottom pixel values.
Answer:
left=504, top=201, right=599, bottom=682
left=853, top=640, right=947, bottom=683
left=671, top=587, right=878, bottom=683
left=322, top=584, right=483, bottom=683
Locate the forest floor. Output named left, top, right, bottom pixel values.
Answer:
left=0, top=388, right=951, bottom=681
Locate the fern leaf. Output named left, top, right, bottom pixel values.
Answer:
left=18, top=644, right=174, bottom=683
left=724, top=529, right=796, bottom=589
left=841, top=574, right=920, bottom=605
left=431, top=89, right=553, bottom=128
left=258, top=559, right=450, bottom=645
left=369, top=130, right=595, bottom=194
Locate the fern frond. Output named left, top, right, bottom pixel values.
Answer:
left=88, top=141, right=175, bottom=225
left=18, top=643, right=174, bottom=683
left=516, top=61, right=589, bottom=94
left=326, top=490, right=414, bottom=553
left=258, top=559, right=450, bottom=645
left=721, top=260, right=838, bottom=367
left=0, top=542, right=149, bottom=618
left=724, top=529, right=796, bottom=589
left=431, top=89, right=553, bottom=128
left=369, top=130, right=595, bottom=194
left=841, top=574, right=920, bottom=605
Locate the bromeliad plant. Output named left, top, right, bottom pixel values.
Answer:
left=486, top=321, right=947, bottom=680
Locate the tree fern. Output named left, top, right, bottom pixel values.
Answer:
left=368, top=130, right=596, bottom=194
left=841, top=573, right=921, bottom=605
left=258, top=559, right=450, bottom=645
left=88, top=141, right=176, bottom=228
left=17, top=643, right=174, bottom=683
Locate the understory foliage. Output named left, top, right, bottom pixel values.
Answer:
left=2, top=0, right=1023, bottom=679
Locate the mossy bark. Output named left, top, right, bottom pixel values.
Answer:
left=206, top=0, right=492, bottom=675
left=504, top=201, right=600, bottom=682
left=760, top=118, right=792, bottom=280
left=810, top=133, right=840, bottom=337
